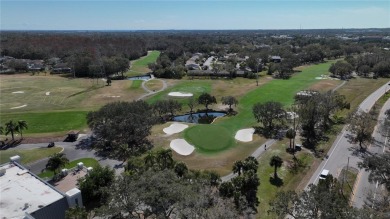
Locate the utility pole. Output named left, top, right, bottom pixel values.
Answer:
left=256, top=58, right=260, bottom=86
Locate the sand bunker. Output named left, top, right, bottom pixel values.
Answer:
left=168, top=92, right=193, bottom=97
left=163, top=123, right=188, bottom=135
left=10, top=104, right=27, bottom=109
left=170, top=139, right=195, bottom=156
left=235, top=128, right=255, bottom=142
left=46, top=92, right=50, bottom=96
left=12, top=91, right=24, bottom=94
left=315, top=75, right=340, bottom=80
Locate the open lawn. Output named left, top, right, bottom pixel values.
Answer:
left=255, top=141, right=314, bottom=219
left=127, top=51, right=160, bottom=76
left=0, top=111, right=88, bottom=135
left=0, top=147, right=62, bottom=164
left=38, top=157, right=99, bottom=178
left=0, top=74, right=145, bottom=136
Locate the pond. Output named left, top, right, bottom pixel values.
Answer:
left=127, top=75, right=151, bottom=80
left=173, top=112, right=226, bottom=124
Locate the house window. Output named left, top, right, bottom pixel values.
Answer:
left=75, top=198, right=79, bottom=206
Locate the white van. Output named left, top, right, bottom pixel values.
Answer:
left=319, top=169, right=329, bottom=180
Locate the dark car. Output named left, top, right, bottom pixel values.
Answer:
left=48, top=142, right=55, bottom=148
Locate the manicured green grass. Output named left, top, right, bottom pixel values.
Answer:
left=130, top=80, right=142, bottom=89
left=183, top=62, right=334, bottom=154
left=218, top=62, right=336, bottom=131
left=0, top=147, right=62, bottom=164
left=0, top=111, right=88, bottom=135
left=184, top=124, right=234, bottom=153
left=38, top=158, right=99, bottom=178
left=146, top=80, right=212, bottom=104
left=127, top=51, right=160, bottom=76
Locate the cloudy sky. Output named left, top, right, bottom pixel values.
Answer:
left=1, top=0, right=389, bottom=30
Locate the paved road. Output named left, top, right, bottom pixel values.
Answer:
left=8, top=135, right=124, bottom=175
left=353, top=97, right=390, bottom=207
left=305, top=80, right=390, bottom=208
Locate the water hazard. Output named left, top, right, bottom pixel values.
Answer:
left=173, top=112, right=226, bottom=124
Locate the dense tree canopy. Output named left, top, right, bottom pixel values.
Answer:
left=78, top=164, right=115, bottom=209
left=252, top=101, right=286, bottom=135
left=87, top=101, right=156, bottom=158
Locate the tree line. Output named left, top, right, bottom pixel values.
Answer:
left=3, top=30, right=389, bottom=79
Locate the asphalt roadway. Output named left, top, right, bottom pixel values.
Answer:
left=305, top=80, right=390, bottom=208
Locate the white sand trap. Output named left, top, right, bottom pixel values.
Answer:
left=168, top=92, right=193, bottom=97
left=235, top=128, right=255, bottom=142
left=163, top=123, right=188, bottom=135
left=10, top=104, right=27, bottom=109
left=12, top=91, right=24, bottom=94
left=46, top=92, right=51, bottom=96
left=170, top=139, right=195, bottom=156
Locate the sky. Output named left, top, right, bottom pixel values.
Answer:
left=1, top=0, right=389, bottom=30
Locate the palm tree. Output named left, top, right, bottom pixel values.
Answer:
left=17, top=120, right=28, bottom=139
left=5, top=120, right=18, bottom=141
left=232, top=160, right=244, bottom=176
left=270, top=155, right=283, bottom=179
left=46, top=153, right=69, bottom=175
left=174, top=162, right=188, bottom=177
left=286, top=128, right=296, bottom=149
left=144, top=151, right=156, bottom=169
left=156, top=149, right=174, bottom=169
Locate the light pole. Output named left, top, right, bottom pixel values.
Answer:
left=256, top=58, right=260, bottom=86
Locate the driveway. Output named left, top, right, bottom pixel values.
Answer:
left=10, top=135, right=124, bottom=175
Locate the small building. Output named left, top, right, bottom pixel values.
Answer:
left=271, top=56, right=282, bottom=63
left=0, top=160, right=82, bottom=219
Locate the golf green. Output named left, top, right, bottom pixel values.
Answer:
left=184, top=124, right=234, bottom=153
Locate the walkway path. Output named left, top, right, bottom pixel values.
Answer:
left=221, top=138, right=277, bottom=182
left=137, top=75, right=168, bottom=100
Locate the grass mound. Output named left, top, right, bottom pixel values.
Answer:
left=0, top=147, right=62, bottom=164
left=184, top=124, right=234, bottom=153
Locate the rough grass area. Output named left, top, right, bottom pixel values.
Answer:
left=184, top=124, right=234, bottom=153
left=256, top=141, right=314, bottom=219
left=145, top=79, right=164, bottom=91
left=0, top=111, right=88, bottom=135
left=0, top=147, right=62, bottom=164
left=38, top=158, right=99, bottom=178
left=338, top=167, right=359, bottom=202
left=337, top=78, right=390, bottom=117
left=127, top=51, right=160, bottom=76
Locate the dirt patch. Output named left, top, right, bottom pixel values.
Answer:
left=308, top=80, right=342, bottom=92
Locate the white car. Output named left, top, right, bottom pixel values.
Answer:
left=319, top=169, right=329, bottom=180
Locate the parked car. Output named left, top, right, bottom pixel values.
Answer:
left=48, top=142, right=55, bottom=148
left=319, top=169, right=329, bottom=180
